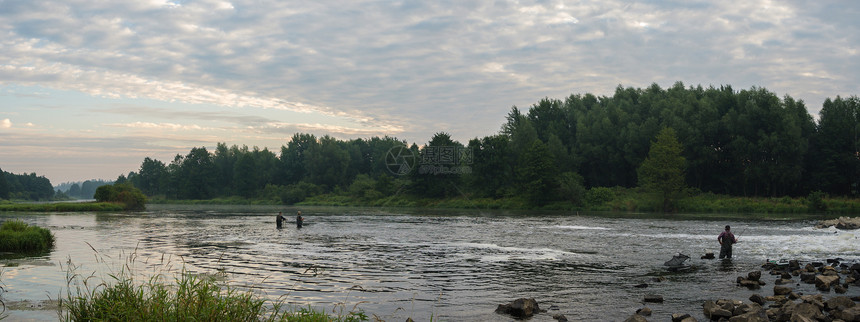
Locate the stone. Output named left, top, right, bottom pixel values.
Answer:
left=774, top=285, right=793, bottom=296
left=800, top=272, right=817, bottom=283
left=835, top=284, right=848, bottom=293
left=552, top=314, right=568, bottom=322
left=739, top=279, right=762, bottom=289
left=728, top=308, right=767, bottom=322
left=825, top=296, right=856, bottom=311
left=748, top=270, right=762, bottom=281
left=623, top=314, right=647, bottom=322
left=815, top=274, right=840, bottom=291
left=749, top=294, right=766, bottom=305
left=792, top=302, right=825, bottom=321
left=804, top=263, right=816, bottom=272
left=634, top=283, right=649, bottom=288
left=644, top=294, right=663, bottom=303
left=703, top=300, right=733, bottom=319
left=702, top=252, right=715, bottom=259
left=831, top=306, right=860, bottom=322
left=780, top=272, right=792, bottom=279
left=495, top=298, right=542, bottom=318
left=774, top=278, right=793, bottom=285
left=800, top=294, right=825, bottom=310
left=636, top=307, right=652, bottom=316
left=671, top=313, right=697, bottom=322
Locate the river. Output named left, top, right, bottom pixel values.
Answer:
left=1, top=206, right=858, bottom=321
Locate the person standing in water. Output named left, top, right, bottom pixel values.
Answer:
left=296, top=210, right=304, bottom=228
left=717, top=225, right=738, bottom=259
left=276, top=211, right=286, bottom=229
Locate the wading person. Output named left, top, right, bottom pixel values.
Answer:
left=276, top=211, right=286, bottom=229
left=717, top=225, right=738, bottom=259
left=296, top=210, right=304, bottom=228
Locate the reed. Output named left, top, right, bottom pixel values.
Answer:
left=0, top=220, right=54, bottom=253
left=60, top=248, right=368, bottom=322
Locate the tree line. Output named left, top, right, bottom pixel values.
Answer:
left=109, top=82, right=860, bottom=205
left=0, top=169, right=54, bottom=201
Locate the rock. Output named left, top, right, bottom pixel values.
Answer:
left=805, top=263, right=816, bottom=272
left=800, top=294, right=825, bottom=310
left=552, top=314, right=568, bottom=322
left=651, top=276, right=666, bottom=283
left=636, top=307, right=652, bottom=316
left=634, top=283, right=649, bottom=288
left=800, top=272, right=817, bottom=283
left=791, top=302, right=825, bottom=321
left=671, top=313, right=697, bottom=322
left=749, top=294, right=766, bottom=305
left=815, top=275, right=840, bottom=291
left=816, top=216, right=860, bottom=230
left=738, top=278, right=762, bottom=289
left=774, top=285, right=792, bottom=295
left=644, top=294, right=663, bottom=303
left=703, top=300, right=733, bottom=319
left=748, top=270, right=762, bottom=281
left=702, top=252, right=715, bottom=259
left=728, top=308, right=767, bottom=322
left=495, top=298, right=542, bottom=318
left=780, top=272, right=792, bottom=279
left=825, top=296, right=856, bottom=311
left=831, top=306, right=860, bottom=322
left=774, top=278, right=793, bottom=285
left=835, top=284, right=848, bottom=293
left=624, top=314, right=647, bottom=322
left=789, top=260, right=801, bottom=270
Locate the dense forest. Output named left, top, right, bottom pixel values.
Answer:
left=113, top=82, right=858, bottom=206
left=0, top=168, right=55, bottom=201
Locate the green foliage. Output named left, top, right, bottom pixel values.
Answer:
left=557, top=172, right=586, bottom=206
left=94, top=183, right=147, bottom=210
left=807, top=190, right=828, bottom=212
left=585, top=187, right=615, bottom=207
left=0, top=220, right=54, bottom=252
left=2, top=171, right=54, bottom=200
left=0, top=202, right=125, bottom=212
left=281, top=182, right=324, bottom=205
left=637, top=127, right=687, bottom=212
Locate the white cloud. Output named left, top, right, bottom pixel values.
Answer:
left=1, top=118, right=11, bottom=128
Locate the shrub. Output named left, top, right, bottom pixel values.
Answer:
left=807, top=190, right=827, bottom=213
left=94, top=183, right=147, bottom=210
left=585, top=187, right=615, bottom=207
left=0, top=220, right=55, bottom=252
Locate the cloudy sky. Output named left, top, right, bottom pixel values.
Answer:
left=1, top=0, right=858, bottom=185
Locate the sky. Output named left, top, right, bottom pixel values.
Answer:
left=1, top=0, right=858, bottom=185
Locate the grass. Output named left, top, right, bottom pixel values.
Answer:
left=0, top=202, right=126, bottom=212
left=60, top=248, right=369, bottom=322
left=0, top=220, right=54, bottom=253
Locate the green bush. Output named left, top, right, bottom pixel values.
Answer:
left=807, top=190, right=827, bottom=213
left=585, top=187, right=615, bottom=207
left=95, top=183, right=147, bottom=210
left=0, top=220, right=55, bottom=252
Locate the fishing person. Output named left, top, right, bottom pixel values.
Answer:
left=296, top=210, right=304, bottom=228
left=717, top=225, right=738, bottom=259
left=276, top=211, right=286, bottom=229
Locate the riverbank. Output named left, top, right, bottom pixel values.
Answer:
left=0, top=201, right=126, bottom=212
left=148, top=187, right=860, bottom=216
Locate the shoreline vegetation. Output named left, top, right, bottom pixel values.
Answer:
left=145, top=187, right=860, bottom=216
left=0, top=220, right=54, bottom=253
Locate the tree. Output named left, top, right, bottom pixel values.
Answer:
left=0, top=168, right=9, bottom=200
left=638, top=127, right=687, bottom=212
left=516, top=140, right=557, bottom=206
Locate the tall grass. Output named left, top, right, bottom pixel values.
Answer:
left=60, top=248, right=368, bottom=322
left=0, top=220, right=54, bottom=253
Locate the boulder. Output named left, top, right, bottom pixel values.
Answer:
left=748, top=271, right=762, bottom=281
left=800, top=272, right=817, bottom=283
left=835, top=284, right=848, bottom=293
left=774, top=285, right=793, bottom=296
left=825, top=296, right=856, bottom=311
left=738, top=278, right=762, bottom=289
left=791, top=302, right=825, bottom=321
left=702, top=252, right=715, bottom=259
left=804, top=263, right=816, bottom=272
left=636, top=307, right=652, bottom=316
left=728, top=308, right=767, bottom=322
left=774, top=278, right=793, bottom=285
left=749, top=294, right=766, bottom=306
left=495, top=298, right=542, bottom=318
left=815, top=275, right=840, bottom=291
left=831, top=306, right=860, bottom=322
left=800, top=294, right=825, bottom=310
left=816, top=216, right=860, bottom=230
left=703, top=300, right=733, bottom=319
left=552, top=314, right=568, bottom=322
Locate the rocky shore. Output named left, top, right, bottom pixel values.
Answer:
left=816, top=216, right=860, bottom=230
left=495, top=257, right=860, bottom=321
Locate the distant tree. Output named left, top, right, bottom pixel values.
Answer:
left=135, top=157, right=168, bottom=196
left=637, top=127, right=687, bottom=212
left=516, top=140, right=557, bottom=206
left=67, top=183, right=81, bottom=198
left=0, top=168, right=9, bottom=199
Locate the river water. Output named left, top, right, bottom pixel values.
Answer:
left=1, top=206, right=858, bottom=321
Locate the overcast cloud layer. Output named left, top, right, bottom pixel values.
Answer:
left=1, top=0, right=858, bottom=184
